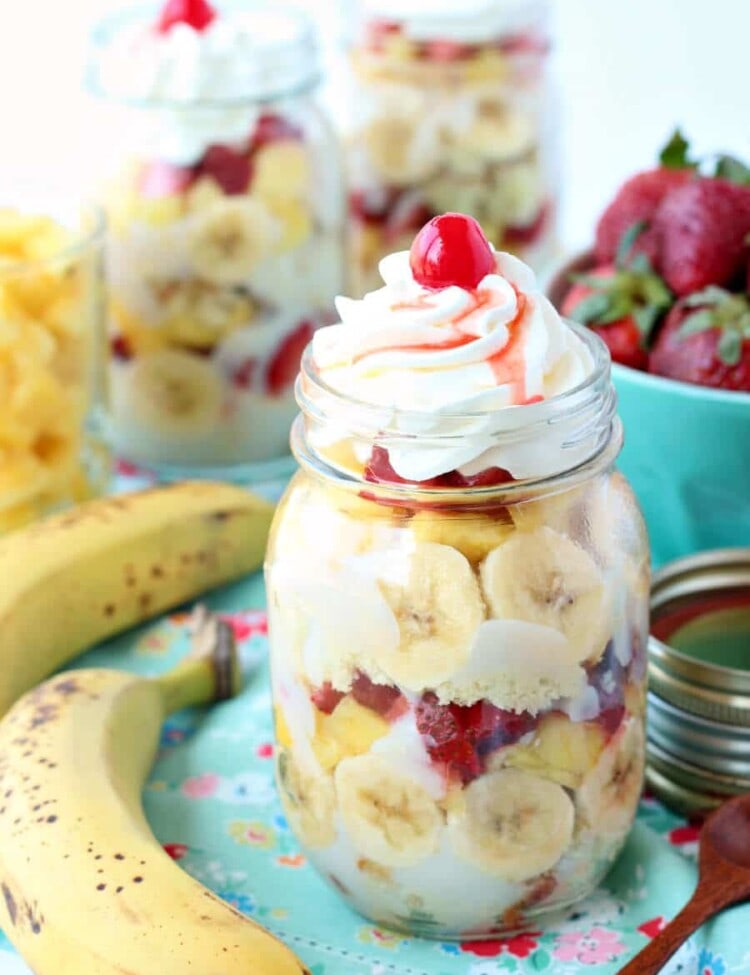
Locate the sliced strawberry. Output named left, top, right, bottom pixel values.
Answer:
left=250, top=113, right=304, bottom=153
left=505, top=202, right=550, bottom=248
left=363, top=445, right=512, bottom=489
left=363, top=19, right=402, bottom=53
left=422, top=39, right=475, bottom=62
left=654, top=178, right=750, bottom=296
left=383, top=192, right=433, bottom=244
left=561, top=246, right=673, bottom=370
left=311, top=683, right=345, bottom=715
left=410, top=213, right=496, bottom=291
left=350, top=672, right=403, bottom=719
left=649, top=289, right=750, bottom=391
left=156, top=0, right=216, bottom=34
left=197, top=145, right=252, bottom=195
left=138, top=160, right=195, bottom=199
left=266, top=320, right=315, bottom=396
left=594, top=168, right=694, bottom=266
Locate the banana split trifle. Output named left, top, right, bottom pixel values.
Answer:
left=87, top=0, right=344, bottom=476
left=266, top=214, right=649, bottom=937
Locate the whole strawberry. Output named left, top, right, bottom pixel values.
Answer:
left=562, top=227, right=673, bottom=370
left=654, top=179, right=750, bottom=296
left=649, top=287, right=750, bottom=391
left=594, top=168, right=693, bottom=266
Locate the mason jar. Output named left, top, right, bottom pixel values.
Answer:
left=343, top=0, right=558, bottom=296
left=265, top=324, right=649, bottom=938
left=0, top=195, right=108, bottom=533
left=86, top=3, right=345, bottom=483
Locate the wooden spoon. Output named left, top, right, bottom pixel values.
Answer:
left=617, top=794, right=750, bottom=974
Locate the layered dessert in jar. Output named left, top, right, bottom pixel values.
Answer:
left=266, top=214, right=649, bottom=937
left=87, top=0, right=345, bottom=475
left=0, top=203, right=108, bottom=532
left=345, top=0, right=557, bottom=296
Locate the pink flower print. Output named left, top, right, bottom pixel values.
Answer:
left=461, top=933, right=540, bottom=959
left=228, top=820, right=276, bottom=849
left=554, top=928, right=626, bottom=964
left=163, top=843, right=189, bottom=861
left=638, top=916, right=666, bottom=938
left=181, top=772, right=221, bottom=799
left=221, top=611, right=268, bottom=641
left=115, top=458, right=155, bottom=480
left=256, top=742, right=274, bottom=759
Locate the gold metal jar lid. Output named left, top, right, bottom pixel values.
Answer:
left=648, top=547, right=750, bottom=726
left=646, top=738, right=750, bottom=819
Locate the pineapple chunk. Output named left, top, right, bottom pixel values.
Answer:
left=311, top=696, right=390, bottom=771
left=253, top=141, right=311, bottom=200
left=499, top=713, right=607, bottom=789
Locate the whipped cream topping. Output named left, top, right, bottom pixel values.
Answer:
left=90, top=8, right=319, bottom=165
left=311, top=248, right=596, bottom=481
left=362, top=0, right=548, bottom=44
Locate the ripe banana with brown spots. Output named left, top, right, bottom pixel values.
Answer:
left=0, top=614, right=310, bottom=975
left=0, top=481, right=274, bottom=716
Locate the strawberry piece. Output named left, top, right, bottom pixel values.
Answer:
left=654, top=178, right=750, bottom=296
left=505, top=202, right=550, bottom=248
left=156, top=0, right=216, bottom=33
left=649, top=289, right=750, bottom=391
left=422, top=39, right=475, bottom=62
left=409, top=213, right=496, bottom=291
left=364, top=446, right=512, bottom=489
left=138, top=160, right=195, bottom=199
left=110, top=335, right=134, bottom=362
left=383, top=192, right=433, bottom=244
left=415, top=694, right=481, bottom=784
left=250, top=113, right=304, bottom=153
left=197, top=145, right=252, bottom=195
left=364, top=19, right=402, bottom=53
left=415, top=693, right=537, bottom=783
left=594, top=168, right=694, bottom=266
left=266, top=320, right=315, bottom=396
left=350, top=672, right=403, bottom=718
left=311, top=683, right=345, bottom=715
left=561, top=255, right=672, bottom=370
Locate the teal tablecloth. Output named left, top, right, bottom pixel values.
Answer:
left=0, top=468, right=748, bottom=975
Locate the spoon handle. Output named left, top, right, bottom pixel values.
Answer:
left=617, top=885, right=726, bottom=975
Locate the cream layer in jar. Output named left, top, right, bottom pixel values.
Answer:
left=90, top=0, right=344, bottom=472
left=268, top=215, right=648, bottom=937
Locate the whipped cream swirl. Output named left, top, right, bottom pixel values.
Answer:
left=362, top=0, right=548, bottom=44
left=311, top=249, right=599, bottom=482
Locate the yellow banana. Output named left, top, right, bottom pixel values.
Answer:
left=0, top=481, right=274, bottom=716
left=0, top=613, right=309, bottom=975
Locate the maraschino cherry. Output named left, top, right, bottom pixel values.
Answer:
left=409, top=213, right=495, bottom=291
left=157, top=0, right=217, bottom=33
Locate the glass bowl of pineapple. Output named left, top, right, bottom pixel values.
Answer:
left=0, top=196, right=109, bottom=532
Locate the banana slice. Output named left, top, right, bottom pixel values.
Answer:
left=126, top=349, right=223, bottom=436
left=335, top=753, right=442, bottom=867
left=362, top=115, right=441, bottom=186
left=376, top=542, right=485, bottom=689
left=276, top=747, right=336, bottom=848
left=253, top=141, right=312, bottom=201
left=577, top=717, right=645, bottom=840
left=448, top=768, right=574, bottom=882
left=480, top=527, right=611, bottom=664
left=188, top=198, right=279, bottom=285
left=459, top=102, right=536, bottom=164
left=409, top=511, right=514, bottom=565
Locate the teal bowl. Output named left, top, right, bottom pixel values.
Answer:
left=548, top=252, right=750, bottom=569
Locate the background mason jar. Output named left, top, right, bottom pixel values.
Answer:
left=0, top=193, right=108, bottom=533
left=86, top=4, right=346, bottom=485
left=341, top=0, right=560, bottom=296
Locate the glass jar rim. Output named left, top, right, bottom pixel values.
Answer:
left=86, top=2, right=322, bottom=108
left=294, top=321, right=622, bottom=499
left=357, top=0, right=551, bottom=43
left=0, top=201, right=105, bottom=278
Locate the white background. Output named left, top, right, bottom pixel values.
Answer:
left=0, top=0, right=748, bottom=248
